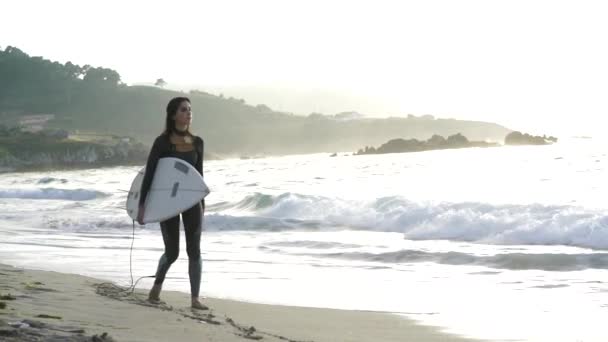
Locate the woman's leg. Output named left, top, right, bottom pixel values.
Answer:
left=149, top=215, right=180, bottom=301
left=182, top=201, right=205, bottom=308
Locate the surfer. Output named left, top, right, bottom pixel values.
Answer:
left=137, top=97, right=208, bottom=310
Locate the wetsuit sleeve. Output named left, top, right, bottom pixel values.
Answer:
left=196, top=137, right=204, bottom=178
left=196, top=137, right=206, bottom=208
left=139, top=136, right=164, bottom=206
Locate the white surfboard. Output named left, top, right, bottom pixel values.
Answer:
left=126, top=157, right=210, bottom=223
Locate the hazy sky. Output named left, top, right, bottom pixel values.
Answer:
left=2, top=0, right=607, bottom=136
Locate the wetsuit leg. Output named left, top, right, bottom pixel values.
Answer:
left=182, top=202, right=203, bottom=297
left=154, top=214, right=180, bottom=285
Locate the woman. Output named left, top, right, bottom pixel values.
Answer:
left=137, top=97, right=207, bottom=310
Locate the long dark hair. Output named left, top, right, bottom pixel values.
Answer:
left=163, top=97, right=191, bottom=135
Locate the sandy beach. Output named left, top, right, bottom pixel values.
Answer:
left=0, top=263, right=482, bottom=342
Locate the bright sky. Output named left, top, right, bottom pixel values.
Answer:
left=2, top=0, right=607, bottom=136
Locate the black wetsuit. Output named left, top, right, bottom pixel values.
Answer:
left=139, top=133, right=205, bottom=297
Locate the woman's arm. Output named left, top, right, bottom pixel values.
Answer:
left=139, top=136, right=164, bottom=207
left=196, top=137, right=204, bottom=178
left=196, top=136, right=205, bottom=208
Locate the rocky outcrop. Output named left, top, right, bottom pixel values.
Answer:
left=355, top=133, right=498, bottom=155
left=504, top=131, right=558, bottom=145
left=0, top=138, right=148, bottom=172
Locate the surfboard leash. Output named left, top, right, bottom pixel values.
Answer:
left=124, top=219, right=156, bottom=294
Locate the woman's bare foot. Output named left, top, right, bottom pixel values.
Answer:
left=191, top=298, right=209, bottom=310
left=148, top=283, right=162, bottom=303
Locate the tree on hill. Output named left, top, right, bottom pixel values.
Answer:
left=155, top=78, right=167, bottom=88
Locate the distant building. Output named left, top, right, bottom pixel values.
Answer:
left=19, top=114, right=55, bottom=132
left=333, top=111, right=364, bottom=121
left=407, top=114, right=435, bottom=120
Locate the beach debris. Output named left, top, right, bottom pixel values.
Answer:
left=8, top=321, right=30, bottom=329
left=1, top=318, right=114, bottom=341
left=22, top=320, right=45, bottom=328
left=22, top=281, right=44, bottom=287
left=91, top=332, right=116, bottom=341
left=21, top=319, right=86, bottom=334
left=181, top=312, right=222, bottom=325
left=226, top=317, right=263, bottom=340
left=0, top=293, right=17, bottom=300
left=226, top=315, right=316, bottom=342
left=21, top=281, right=58, bottom=292
left=0, top=328, right=19, bottom=338
left=36, top=314, right=62, bottom=320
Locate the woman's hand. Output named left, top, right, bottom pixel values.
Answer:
left=136, top=204, right=145, bottom=225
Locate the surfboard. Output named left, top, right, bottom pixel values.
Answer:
left=126, top=157, right=210, bottom=223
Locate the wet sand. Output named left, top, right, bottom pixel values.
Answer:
left=0, top=263, right=482, bottom=342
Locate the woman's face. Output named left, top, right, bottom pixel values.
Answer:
left=173, top=101, right=192, bottom=127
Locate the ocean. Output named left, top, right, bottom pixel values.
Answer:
left=1, top=137, right=607, bottom=342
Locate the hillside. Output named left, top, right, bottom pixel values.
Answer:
left=0, top=46, right=512, bottom=156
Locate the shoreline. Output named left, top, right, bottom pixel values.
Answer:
left=0, top=141, right=557, bottom=175
left=0, top=263, right=483, bottom=342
